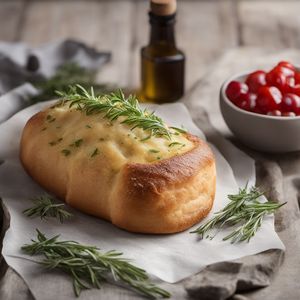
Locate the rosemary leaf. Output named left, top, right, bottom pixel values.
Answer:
left=90, top=148, right=99, bottom=158
left=62, top=149, right=71, bottom=156
left=29, top=63, right=113, bottom=104
left=149, top=149, right=160, bottom=153
left=56, top=85, right=181, bottom=141
left=23, top=195, right=72, bottom=223
left=22, top=230, right=170, bottom=299
left=191, top=185, right=286, bottom=243
left=70, top=139, right=83, bottom=148
left=169, top=126, right=187, bottom=134
left=168, top=142, right=183, bottom=147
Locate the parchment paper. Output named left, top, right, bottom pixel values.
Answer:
left=0, top=100, right=284, bottom=299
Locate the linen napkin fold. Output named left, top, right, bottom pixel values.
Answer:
left=0, top=39, right=111, bottom=95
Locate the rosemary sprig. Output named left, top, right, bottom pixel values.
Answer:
left=29, top=63, right=113, bottom=104
left=23, top=195, right=72, bottom=223
left=56, top=85, right=180, bottom=140
left=22, top=230, right=170, bottom=299
left=191, top=185, right=286, bottom=243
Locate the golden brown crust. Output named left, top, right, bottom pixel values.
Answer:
left=110, top=135, right=216, bottom=233
left=20, top=107, right=216, bottom=234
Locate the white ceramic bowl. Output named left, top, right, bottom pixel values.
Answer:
left=220, top=71, right=300, bottom=153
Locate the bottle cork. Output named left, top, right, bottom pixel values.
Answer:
left=150, top=0, right=177, bottom=16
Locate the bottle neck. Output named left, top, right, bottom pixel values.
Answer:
left=149, top=12, right=176, bottom=46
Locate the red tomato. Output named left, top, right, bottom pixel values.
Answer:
left=227, top=62, right=299, bottom=117
left=266, top=67, right=288, bottom=90
left=290, top=84, right=300, bottom=97
left=295, top=72, right=300, bottom=85
left=256, top=86, right=282, bottom=113
left=277, top=61, right=296, bottom=72
left=225, top=81, right=248, bottom=103
left=283, top=77, right=296, bottom=94
left=267, top=110, right=282, bottom=116
left=279, top=66, right=295, bottom=78
left=236, top=93, right=257, bottom=112
left=281, top=93, right=300, bottom=114
left=245, top=70, right=266, bottom=93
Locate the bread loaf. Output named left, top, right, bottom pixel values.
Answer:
left=20, top=89, right=216, bottom=233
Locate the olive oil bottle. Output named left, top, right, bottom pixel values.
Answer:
left=141, top=0, right=185, bottom=103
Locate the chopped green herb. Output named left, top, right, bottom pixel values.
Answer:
left=61, top=149, right=71, bottom=156
left=149, top=149, right=160, bottom=153
left=49, top=138, right=63, bottom=146
left=91, top=148, right=99, bottom=158
left=168, top=142, right=183, bottom=147
left=156, top=156, right=161, bottom=160
left=70, top=139, right=83, bottom=148
left=140, top=135, right=151, bottom=142
left=86, top=125, right=92, bottom=129
left=46, top=114, right=56, bottom=123
left=170, top=126, right=187, bottom=134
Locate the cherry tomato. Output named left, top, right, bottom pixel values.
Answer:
left=245, top=70, right=266, bottom=93
left=227, top=62, right=299, bottom=117
left=277, top=61, right=295, bottom=72
left=267, top=110, right=282, bottom=116
left=279, top=66, right=295, bottom=78
left=225, top=81, right=248, bottom=103
left=290, top=84, right=300, bottom=97
left=266, top=67, right=288, bottom=90
left=282, top=112, right=296, bottom=117
left=236, top=93, right=257, bottom=111
left=282, top=77, right=296, bottom=94
left=281, top=93, right=300, bottom=114
left=295, top=72, right=300, bottom=85
left=256, top=86, right=282, bottom=113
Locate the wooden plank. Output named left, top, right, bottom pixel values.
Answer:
left=177, top=0, right=238, bottom=89
left=0, top=0, right=25, bottom=42
left=20, top=0, right=239, bottom=91
left=238, top=0, right=300, bottom=48
left=130, top=0, right=238, bottom=91
left=20, top=0, right=134, bottom=87
left=128, top=0, right=148, bottom=91
left=94, top=1, right=134, bottom=88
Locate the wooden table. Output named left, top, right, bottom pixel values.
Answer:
left=1, top=0, right=300, bottom=299
left=2, top=0, right=300, bottom=91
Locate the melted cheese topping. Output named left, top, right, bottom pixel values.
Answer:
left=42, top=104, right=193, bottom=168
